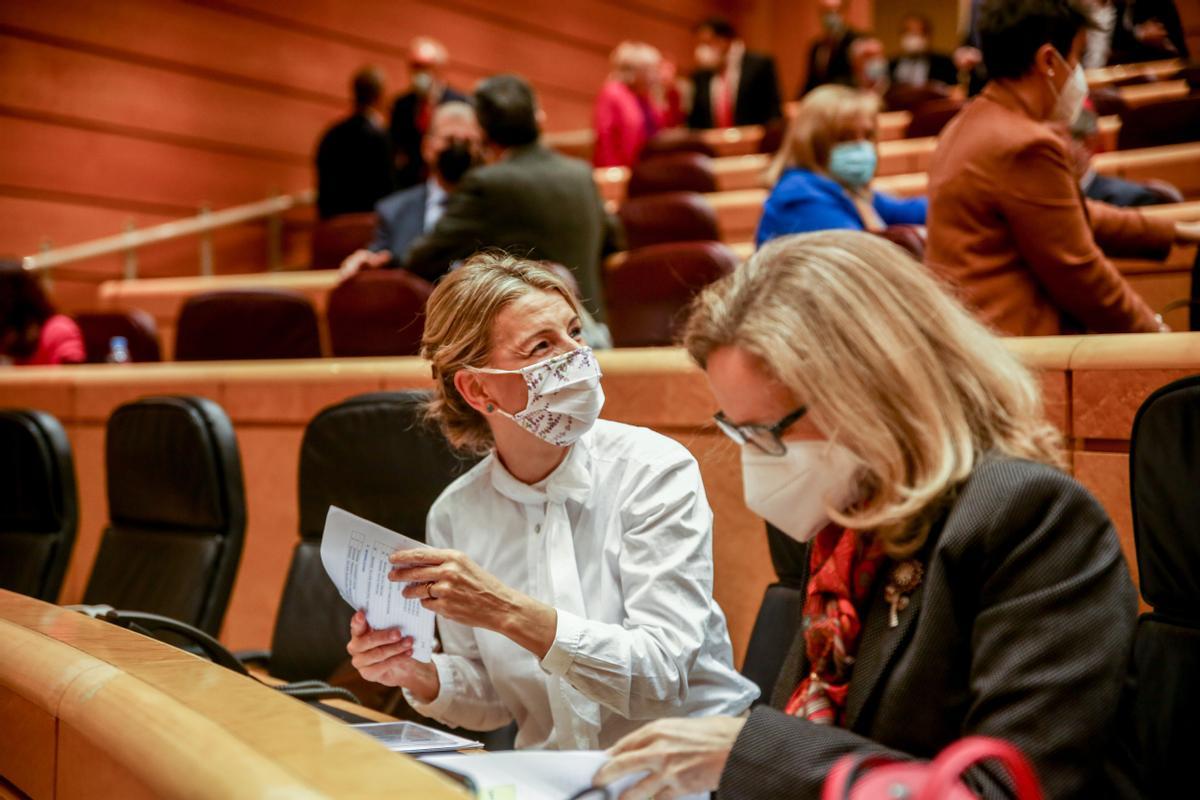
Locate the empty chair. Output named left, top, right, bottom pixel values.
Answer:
left=74, top=309, right=162, bottom=363
left=257, top=391, right=474, bottom=685
left=605, top=241, right=738, bottom=347
left=82, top=396, right=245, bottom=635
left=627, top=152, right=718, bottom=198
left=1127, top=375, right=1200, bottom=795
left=311, top=212, right=377, bottom=270
left=175, top=289, right=322, bottom=361
left=618, top=192, right=720, bottom=250
left=326, top=270, right=434, bottom=357
left=905, top=98, right=964, bottom=139
left=1118, top=95, right=1200, bottom=150
left=0, top=409, right=77, bottom=602
left=638, top=131, right=718, bottom=161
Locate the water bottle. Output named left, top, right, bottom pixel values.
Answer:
left=106, top=336, right=131, bottom=364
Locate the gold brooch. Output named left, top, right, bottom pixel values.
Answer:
left=883, top=559, right=924, bottom=628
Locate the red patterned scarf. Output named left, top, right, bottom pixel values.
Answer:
left=785, top=524, right=887, bottom=725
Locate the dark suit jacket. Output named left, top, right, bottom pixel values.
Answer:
left=688, top=51, right=782, bottom=129
left=1109, top=0, right=1190, bottom=64
left=889, top=52, right=958, bottom=87
left=405, top=143, right=612, bottom=320
left=389, top=87, right=469, bottom=190
left=315, top=112, right=395, bottom=219
left=802, top=30, right=859, bottom=96
left=368, top=182, right=429, bottom=259
left=721, top=457, right=1139, bottom=799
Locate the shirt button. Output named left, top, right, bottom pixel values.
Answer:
left=535, top=524, right=542, bottom=534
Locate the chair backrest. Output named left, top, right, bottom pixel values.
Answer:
left=618, top=192, right=721, bottom=250
left=326, top=270, right=434, bottom=357
left=905, top=98, right=964, bottom=139
left=877, top=224, right=927, bottom=261
left=83, top=396, right=246, bottom=635
left=884, top=83, right=951, bottom=113
left=605, top=241, right=738, bottom=347
left=1118, top=95, right=1200, bottom=150
left=1128, top=374, right=1200, bottom=795
left=0, top=409, right=78, bottom=602
left=638, top=131, right=718, bottom=161
left=627, top=152, right=718, bottom=198
left=269, top=391, right=477, bottom=682
left=74, top=309, right=162, bottom=363
left=311, top=212, right=377, bottom=270
left=741, top=583, right=805, bottom=703
left=175, top=289, right=322, bottom=361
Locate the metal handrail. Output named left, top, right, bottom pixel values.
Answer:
left=21, top=189, right=316, bottom=279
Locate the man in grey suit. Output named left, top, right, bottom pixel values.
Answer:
left=339, top=102, right=481, bottom=277
left=405, top=74, right=617, bottom=321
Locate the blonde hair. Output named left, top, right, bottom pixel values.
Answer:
left=421, top=252, right=581, bottom=455
left=682, top=231, right=1064, bottom=557
left=765, top=85, right=879, bottom=186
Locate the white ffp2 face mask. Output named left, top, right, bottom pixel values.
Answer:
left=469, top=346, right=604, bottom=447
left=1050, top=61, right=1088, bottom=125
left=741, top=440, right=861, bottom=542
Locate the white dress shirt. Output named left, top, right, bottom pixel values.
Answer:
left=407, top=419, right=759, bottom=749
left=424, top=178, right=448, bottom=233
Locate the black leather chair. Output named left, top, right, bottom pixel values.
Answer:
left=0, top=409, right=78, bottom=602
left=175, top=289, right=322, bottom=361
left=255, top=391, right=476, bottom=684
left=1128, top=375, right=1200, bottom=796
left=74, top=309, right=162, bottom=363
left=82, top=396, right=246, bottom=636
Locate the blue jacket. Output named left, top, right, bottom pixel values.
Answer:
left=755, top=167, right=928, bottom=247
left=369, top=182, right=428, bottom=259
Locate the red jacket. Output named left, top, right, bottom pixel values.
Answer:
left=593, top=80, right=659, bottom=168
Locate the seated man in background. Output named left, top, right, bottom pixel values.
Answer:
left=687, top=17, right=781, bottom=128
left=1068, top=108, right=1181, bottom=207
left=890, top=14, right=958, bottom=88
left=925, top=0, right=1200, bottom=336
left=390, top=37, right=468, bottom=191
left=1108, top=0, right=1189, bottom=63
left=405, top=74, right=616, bottom=323
left=315, top=66, right=395, bottom=220
left=801, top=0, right=859, bottom=95
left=593, top=41, right=666, bottom=168
left=848, top=37, right=890, bottom=97
left=339, top=102, right=481, bottom=277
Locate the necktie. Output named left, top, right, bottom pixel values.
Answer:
left=714, top=73, right=734, bottom=128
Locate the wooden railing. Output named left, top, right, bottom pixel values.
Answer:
left=21, top=190, right=315, bottom=281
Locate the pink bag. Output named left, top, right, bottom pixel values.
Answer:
left=822, top=736, right=1043, bottom=800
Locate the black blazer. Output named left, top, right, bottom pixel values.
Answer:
left=389, top=86, right=469, bottom=190
left=720, top=457, right=1139, bottom=799
left=315, top=112, right=395, bottom=219
left=889, top=52, right=958, bottom=87
left=688, top=51, right=782, bottom=129
left=802, top=30, right=859, bottom=96
left=404, top=143, right=614, bottom=321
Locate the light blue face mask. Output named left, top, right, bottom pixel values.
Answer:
left=827, top=140, right=877, bottom=189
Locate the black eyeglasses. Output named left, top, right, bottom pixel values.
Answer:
left=714, top=405, right=808, bottom=456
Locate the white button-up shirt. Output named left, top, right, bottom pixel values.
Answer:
left=407, top=419, right=759, bottom=749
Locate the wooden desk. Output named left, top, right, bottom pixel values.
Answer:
left=0, top=590, right=466, bottom=799
left=1087, top=58, right=1183, bottom=88
left=1115, top=79, right=1190, bottom=107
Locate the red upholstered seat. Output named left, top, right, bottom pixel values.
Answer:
left=74, top=309, right=162, bottom=363
left=905, top=98, right=964, bottom=139
left=175, top=289, right=322, bottom=361
left=1118, top=95, right=1200, bottom=150
left=639, top=131, right=718, bottom=161
left=627, top=152, right=718, bottom=198
left=618, top=192, right=721, bottom=251
left=311, top=212, right=377, bottom=270
left=326, top=270, right=434, bottom=357
left=605, top=241, right=739, bottom=347
left=877, top=225, right=927, bottom=262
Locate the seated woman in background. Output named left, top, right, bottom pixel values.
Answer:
left=346, top=252, right=758, bottom=749
left=0, top=261, right=84, bottom=366
left=755, top=85, right=926, bottom=247
left=596, top=231, right=1139, bottom=799
left=593, top=42, right=667, bottom=168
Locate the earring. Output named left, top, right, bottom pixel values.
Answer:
left=486, top=403, right=495, bottom=413
left=1048, top=69, right=1055, bottom=77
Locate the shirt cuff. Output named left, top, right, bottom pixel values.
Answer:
left=539, top=608, right=587, bottom=677
left=402, top=653, right=457, bottom=718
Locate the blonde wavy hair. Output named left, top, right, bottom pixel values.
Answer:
left=682, top=231, right=1064, bottom=557
left=420, top=252, right=581, bottom=455
left=765, top=85, right=879, bottom=186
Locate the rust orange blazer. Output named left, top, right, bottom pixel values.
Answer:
left=925, top=82, right=1175, bottom=336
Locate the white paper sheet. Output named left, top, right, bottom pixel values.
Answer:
left=320, top=505, right=437, bottom=662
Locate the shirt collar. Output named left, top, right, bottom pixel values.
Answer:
left=426, top=178, right=447, bottom=205
left=488, top=433, right=594, bottom=507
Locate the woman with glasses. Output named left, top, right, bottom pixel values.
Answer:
left=346, top=252, right=758, bottom=750
left=596, top=231, right=1138, bottom=799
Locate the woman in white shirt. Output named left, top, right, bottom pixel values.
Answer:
left=346, top=252, right=758, bottom=750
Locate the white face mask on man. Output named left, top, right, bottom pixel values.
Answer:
left=741, top=439, right=862, bottom=542
left=1048, top=56, right=1088, bottom=125
left=468, top=346, right=605, bottom=447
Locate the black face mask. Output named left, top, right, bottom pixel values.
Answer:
left=435, top=139, right=477, bottom=185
